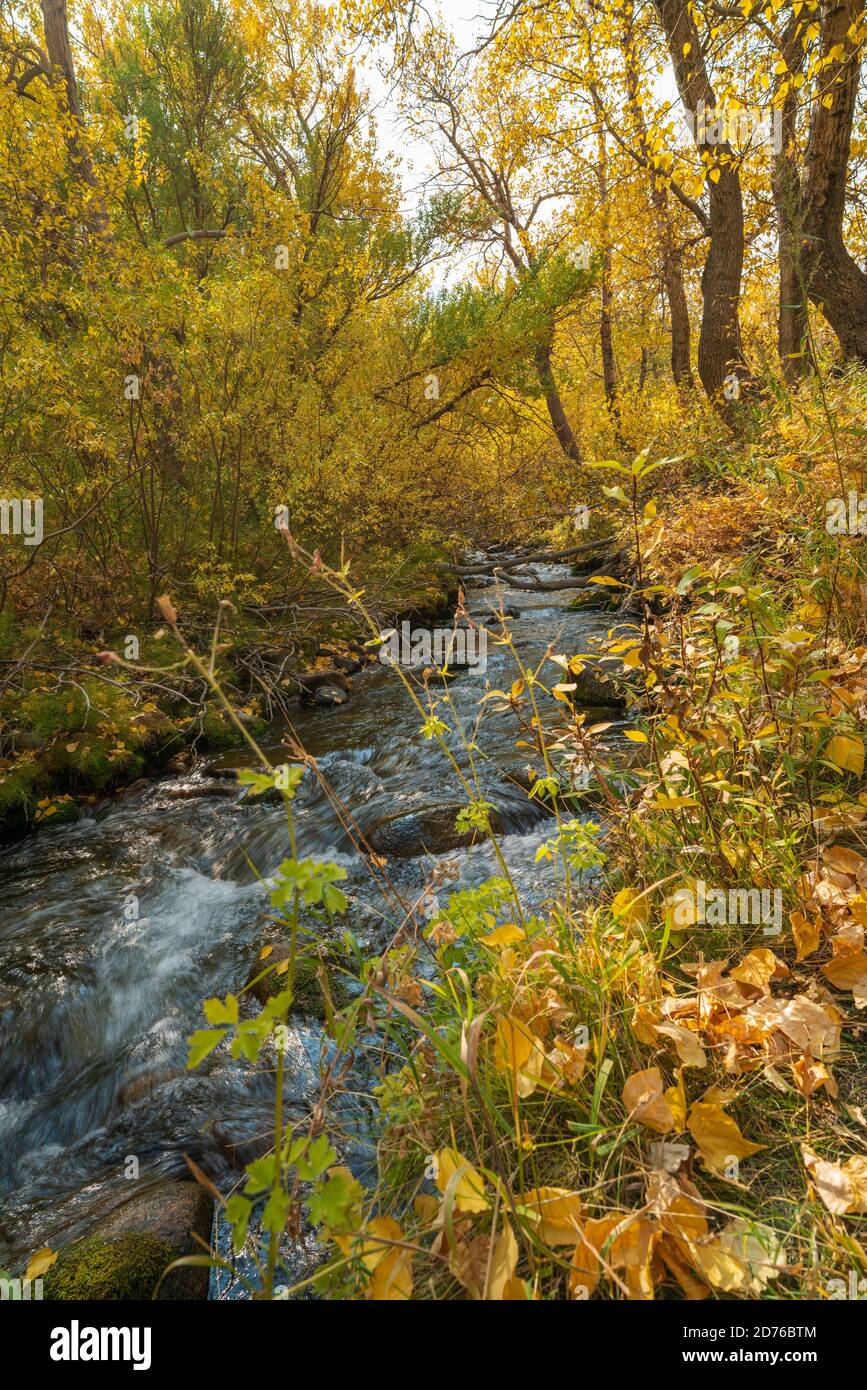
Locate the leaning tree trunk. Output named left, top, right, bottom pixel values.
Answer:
left=799, top=0, right=867, bottom=362
left=533, top=334, right=583, bottom=465
left=41, top=0, right=107, bottom=233
left=654, top=0, right=751, bottom=413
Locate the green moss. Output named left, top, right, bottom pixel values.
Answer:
left=43, top=1233, right=176, bottom=1301
left=292, top=954, right=351, bottom=1015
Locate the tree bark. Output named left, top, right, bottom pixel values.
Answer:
left=621, top=15, right=694, bottom=388
left=533, top=335, right=583, bottom=465
left=799, top=0, right=867, bottom=362
left=654, top=0, right=751, bottom=411
left=40, top=0, right=95, bottom=186
left=773, top=16, right=811, bottom=380
left=595, top=116, right=621, bottom=419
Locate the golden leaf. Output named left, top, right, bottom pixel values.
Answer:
left=655, top=1021, right=707, bottom=1068
left=687, top=1102, right=763, bottom=1173
left=493, top=1015, right=545, bottom=1097
left=25, top=1247, right=57, bottom=1280
left=481, top=922, right=525, bottom=949
left=623, top=1066, right=676, bottom=1133
left=435, top=1147, right=488, bottom=1214
left=802, top=1146, right=867, bottom=1214
left=519, top=1187, right=583, bottom=1246
left=684, top=1239, right=748, bottom=1292
left=729, top=948, right=780, bottom=994
left=826, top=735, right=864, bottom=775
left=790, top=911, right=821, bottom=963
left=822, top=948, right=867, bottom=1003
left=357, top=1217, right=413, bottom=1301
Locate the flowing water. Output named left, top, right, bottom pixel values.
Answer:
left=0, top=560, right=628, bottom=1293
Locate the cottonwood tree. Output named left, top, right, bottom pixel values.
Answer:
left=398, top=22, right=596, bottom=465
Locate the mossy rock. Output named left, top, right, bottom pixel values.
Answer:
left=43, top=1232, right=176, bottom=1301
left=43, top=1181, right=212, bottom=1300
left=247, top=946, right=351, bottom=1015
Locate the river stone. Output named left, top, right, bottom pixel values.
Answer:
left=213, top=1123, right=276, bottom=1171
left=368, top=803, right=503, bottom=857
left=569, top=664, right=626, bottom=708
left=43, top=1181, right=213, bottom=1300
left=313, top=684, right=349, bottom=706
left=164, top=780, right=239, bottom=799
left=119, top=1069, right=183, bottom=1107
left=246, top=947, right=350, bottom=1013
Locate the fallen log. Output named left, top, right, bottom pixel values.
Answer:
left=499, top=572, right=594, bottom=591
left=439, top=537, right=614, bottom=577
left=489, top=544, right=630, bottom=593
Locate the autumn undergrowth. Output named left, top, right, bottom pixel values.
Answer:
left=96, top=372, right=867, bottom=1301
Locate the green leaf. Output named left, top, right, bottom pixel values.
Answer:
left=204, top=993, right=239, bottom=1026
left=261, top=1187, right=292, bottom=1234
left=187, top=1027, right=229, bottom=1069
left=244, top=1155, right=277, bottom=1195
left=307, top=1171, right=356, bottom=1228
left=225, top=1193, right=253, bottom=1250
left=293, top=1135, right=336, bottom=1182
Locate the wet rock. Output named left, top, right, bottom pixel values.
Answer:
left=164, top=780, right=239, bottom=799
left=119, top=1070, right=183, bottom=1108
left=201, top=761, right=242, bottom=780
left=313, top=684, right=349, bottom=706
left=569, top=664, right=626, bottom=708
left=298, top=670, right=352, bottom=704
left=246, top=943, right=292, bottom=1003
left=368, top=803, right=503, bottom=858
left=246, top=946, right=350, bottom=1014
left=213, top=1122, right=275, bottom=1171
left=43, top=1181, right=213, bottom=1300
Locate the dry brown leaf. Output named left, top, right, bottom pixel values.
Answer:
left=803, top=1146, right=867, bottom=1214
left=792, top=1052, right=838, bottom=1099
left=655, top=1021, right=707, bottom=1068
left=683, top=1239, right=749, bottom=1292
left=822, top=845, right=866, bottom=876
left=729, top=948, right=780, bottom=994
left=717, top=1218, right=787, bottom=1293
left=449, top=1217, right=518, bottom=1300
left=623, top=1066, right=676, bottom=1133
left=822, top=948, right=867, bottom=1004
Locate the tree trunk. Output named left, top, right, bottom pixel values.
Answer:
left=773, top=17, right=811, bottom=380
left=663, top=243, right=694, bottom=386
left=799, top=0, right=867, bottom=362
left=41, top=0, right=107, bottom=233
left=654, top=0, right=751, bottom=412
left=595, top=122, right=620, bottom=417
left=621, top=14, right=694, bottom=388
left=533, top=336, right=583, bottom=465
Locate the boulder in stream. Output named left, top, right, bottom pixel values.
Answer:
left=246, top=946, right=350, bottom=1014
left=368, top=803, right=504, bottom=857
left=43, top=1181, right=213, bottom=1300
left=313, top=684, right=349, bottom=706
